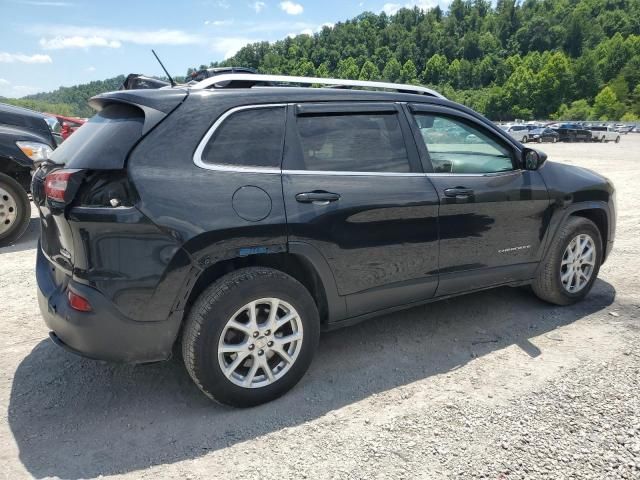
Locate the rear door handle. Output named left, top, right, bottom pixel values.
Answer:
left=295, top=191, right=341, bottom=205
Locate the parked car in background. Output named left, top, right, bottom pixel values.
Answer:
left=187, top=66, right=256, bottom=83
left=0, top=103, right=57, bottom=246
left=54, top=115, right=85, bottom=141
left=120, top=74, right=171, bottom=90
left=502, top=124, right=537, bottom=143
left=527, top=127, right=559, bottom=143
left=615, top=125, right=634, bottom=135
left=589, top=126, right=621, bottom=143
left=43, top=116, right=63, bottom=146
left=33, top=74, right=615, bottom=407
left=548, top=123, right=592, bottom=142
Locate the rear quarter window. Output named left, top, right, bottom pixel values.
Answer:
left=50, top=103, right=144, bottom=169
left=200, top=106, right=286, bottom=169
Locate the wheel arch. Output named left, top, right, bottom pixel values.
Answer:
left=177, top=242, right=346, bottom=337
left=569, top=208, right=608, bottom=258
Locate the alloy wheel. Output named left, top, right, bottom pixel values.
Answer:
left=560, top=234, right=596, bottom=293
left=218, top=298, right=304, bottom=388
left=0, top=186, right=18, bottom=236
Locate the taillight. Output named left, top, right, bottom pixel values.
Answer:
left=68, top=290, right=92, bottom=312
left=44, top=169, right=84, bottom=204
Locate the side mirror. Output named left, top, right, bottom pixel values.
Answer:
left=523, top=148, right=547, bottom=170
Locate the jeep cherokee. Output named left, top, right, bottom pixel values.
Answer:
left=32, top=74, right=616, bottom=407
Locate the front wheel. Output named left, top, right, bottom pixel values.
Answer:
left=615, top=136, right=620, bottom=143
left=0, top=173, right=31, bottom=248
left=522, top=136, right=528, bottom=143
left=532, top=217, right=602, bottom=305
left=182, top=267, right=320, bottom=407
left=552, top=137, right=558, bottom=143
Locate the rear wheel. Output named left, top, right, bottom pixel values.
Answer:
left=615, top=136, right=620, bottom=143
left=182, top=267, right=320, bottom=407
left=532, top=217, right=602, bottom=305
left=0, top=173, right=30, bottom=248
left=522, top=135, right=528, bottom=143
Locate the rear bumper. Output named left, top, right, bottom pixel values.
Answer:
left=36, top=244, right=180, bottom=363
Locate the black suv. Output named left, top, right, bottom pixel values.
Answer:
left=32, top=75, right=616, bottom=407
left=0, top=103, right=59, bottom=246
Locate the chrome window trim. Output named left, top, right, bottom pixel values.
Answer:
left=282, top=170, right=425, bottom=177
left=193, top=103, right=287, bottom=173
left=194, top=103, right=524, bottom=177
left=282, top=170, right=524, bottom=177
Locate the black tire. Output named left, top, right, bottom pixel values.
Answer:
left=615, top=136, right=620, bottom=143
left=522, top=135, right=528, bottom=143
left=182, top=267, right=320, bottom=407
left=532, top=217, right=602, bottom=306
left=0, top=173, right=31, bottom=248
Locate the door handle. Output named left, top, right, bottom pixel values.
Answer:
left=295, top=191, right=341, bottom=205
left=444, top=187, right=474, bottom=201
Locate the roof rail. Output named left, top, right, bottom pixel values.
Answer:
left=190, top=73, right=446, bottom=99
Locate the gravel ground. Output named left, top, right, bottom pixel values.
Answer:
left=1, top=136, right=639, bottom=480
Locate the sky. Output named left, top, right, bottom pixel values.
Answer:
left=0, top=0, right=450, bottom=98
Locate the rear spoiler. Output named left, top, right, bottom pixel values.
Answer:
left=89, top=88, right=188, bottom=135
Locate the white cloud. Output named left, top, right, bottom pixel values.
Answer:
left=40, top=36, right=121, bottom=49
left=279, top=1, right=303, bottom=15
left=86, top=66, right=96, bottom=72
left=0, top=52, right=52, bottom=63
left=204, top=19, right=234, bottom=26
left=300, top=28, right=313, bottom=36
left=33, top=26, right=203, bottom=50
left=382, top=3, right=401, bottom=14
left=0, top=78, right=41, bottom=98
left=211, top=37, right=254, bottom=59
left=251, top=1, right=266, bottom=13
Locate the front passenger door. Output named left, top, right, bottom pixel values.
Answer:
left=408, top=104, right=551, bottom=296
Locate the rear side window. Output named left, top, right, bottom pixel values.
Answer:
left=295, top=113, right=410, bottom=172
left=50, top=103, right=144, bottom=169
left=202, top=107, right=285, bottom=168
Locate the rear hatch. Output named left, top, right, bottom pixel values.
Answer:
left=32, top=89, right=187, bottom=271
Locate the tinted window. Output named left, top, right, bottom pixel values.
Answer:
left=202, top=107, right=285, bottom=168
left=50, top=103, right=144, bottom=169
left=413, top=113, right=514, bottom=174
left=295, top=113, right=410, bottom=172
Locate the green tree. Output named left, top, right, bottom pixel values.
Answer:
left=400, top=59, right=418, bottom=83
left=336, top=57, right=360, bottom=79
left=422, top=54, right=448, bottom=85
left=382, top=58, right=402, bottom=82
left=358, top=60, right=380, bottom=80
left=592, top=86, right=625, bottom=120
left=554, top=99, right=592, bottom=120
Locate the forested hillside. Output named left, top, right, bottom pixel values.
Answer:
left=205, top=0, right=640, bottom=121
left=5, top=0, right=640, bottom=121
left=2, top=76, right=126, bottom=118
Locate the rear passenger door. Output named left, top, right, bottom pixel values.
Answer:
left=282, top=102, right=440, bottom=318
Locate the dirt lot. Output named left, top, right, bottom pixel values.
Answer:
left=1, top=137, right=639, bottom=480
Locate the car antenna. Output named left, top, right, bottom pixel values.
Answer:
left=151, top=49, right=176, bottom=87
